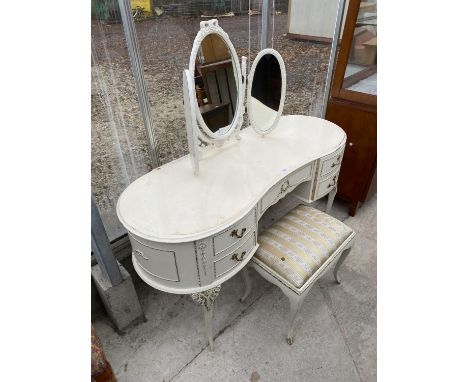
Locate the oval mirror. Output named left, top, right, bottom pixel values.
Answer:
left=247, top=49, right=286, bottom=135
left=189, top=20, right=242, bottom=141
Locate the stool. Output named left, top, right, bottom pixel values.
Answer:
left=241, top=205, right=355, bottom=345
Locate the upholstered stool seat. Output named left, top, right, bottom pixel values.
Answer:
left=241, top=205, right=355, bottom=344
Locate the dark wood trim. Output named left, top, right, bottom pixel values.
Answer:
left=342, top=65, right=376, bottom=89
left=328, top=96, right=375, bottom=114
left=338, top=88, right=377, bottom=107
left=330, top=0, right=363, bottom=98
left=199, top=58, right=232, bottom=73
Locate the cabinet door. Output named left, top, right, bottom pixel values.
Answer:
left=325, top=0, right=377, bottom=215
left=326, top=102, right=376, bottom=204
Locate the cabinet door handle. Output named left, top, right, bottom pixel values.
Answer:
left=331, top=155, right=341, bottom=167
left=231, top=251, right=246, bottom=262
left=328, top=176, right=337, bottom=188
left=133, top=249, right=148, bottom=260
left=231, top=228, right=246, bottom=238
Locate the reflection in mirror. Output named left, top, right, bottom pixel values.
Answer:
left=250, top=52, right=283, bottom=133
left=193, top=34, right=238, bottom=134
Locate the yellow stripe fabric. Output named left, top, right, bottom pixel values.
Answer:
left=255, top=206, right=353, bottom=288
left=263, top=229, right=316, bottom=265
left=259, top=241, right=309, bottom=279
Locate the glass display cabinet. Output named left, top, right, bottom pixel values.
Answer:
left=325, top=0, right=377, bottom=215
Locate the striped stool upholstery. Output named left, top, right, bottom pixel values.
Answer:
left=255, top=205, right=354, bottom=289
left=241, top=205, right=355, bottom=344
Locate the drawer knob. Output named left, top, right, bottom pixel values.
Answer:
left=331, top=155, right=341, bottom=167
left=232, top=251, right=247, bottom=262
left=133, top=249, right=148, bottom=260
left=231, top=228, right=246, bottom=238
left=328, top=175, right=337, bottom=188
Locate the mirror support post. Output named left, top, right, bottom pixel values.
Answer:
left=320, top=0, right=347, bottom=119
left=118, top=0, right=159, bottom=168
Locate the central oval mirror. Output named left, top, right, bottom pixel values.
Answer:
left=189, top=20, right=242, bottom=140
left=247, top=49, right=286, bottom=135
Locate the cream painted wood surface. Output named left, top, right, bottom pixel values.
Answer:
left=116, top=115, right=345, bottom=295
left=117, top=115, right=345, bottom=243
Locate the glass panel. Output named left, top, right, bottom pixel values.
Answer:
left=132, top=2, right=262, bottom=164
left=91, top=4, right=152, bottom=241
left=272, top=0, right=344, bottom=117
left=343, top=0, right=377, bottom=95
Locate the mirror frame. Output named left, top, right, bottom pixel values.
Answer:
left=188, top=20, right=243, bottom=141
left=247, top=48, right=286, bottom=136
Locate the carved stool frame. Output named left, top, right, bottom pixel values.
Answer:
left=241, top=230, right=355, bottom=345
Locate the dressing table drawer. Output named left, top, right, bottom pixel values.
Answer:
left=260, top=164, right=313, bottom=214
left=129, top=235, right=180, bottom=283
left=213, top=209, right=256, bottom=255
left=315, top=171, right=339, bottom=199
left=319, top=147, right=344, bottom=178
left=214, top=230, right=256, bottom=278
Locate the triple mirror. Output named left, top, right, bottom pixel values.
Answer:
left=184, top=19, right=286, bottom=172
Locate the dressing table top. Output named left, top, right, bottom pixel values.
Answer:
left=117, top=115, right=345, bottom=243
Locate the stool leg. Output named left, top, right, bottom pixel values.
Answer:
left=286, top=294, right=305, bottom=345
left=240, top=267, right=252, bottom=302
left=333, top=247, right=352, bottom=284
left=191, top=285, right=221, bottom=351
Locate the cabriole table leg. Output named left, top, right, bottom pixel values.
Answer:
left=191, top=285, right=221, bottom=351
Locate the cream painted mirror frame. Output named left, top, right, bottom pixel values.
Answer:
left=247, top=48, right=286, bottom=136
left=188, top=19, right=244, bottom=142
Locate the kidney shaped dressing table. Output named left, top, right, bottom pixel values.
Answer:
left=117, top=19, right=346, bottom=350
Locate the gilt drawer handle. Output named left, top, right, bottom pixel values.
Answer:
left=328, top=176, right=337, bottom=188
left=231, top=227, right=246, bottom=238
left=331, top=155, right=341, bottom=168
left=133, top=249, right=148, bottom=260
left=231, top=251, right=247, bottom=262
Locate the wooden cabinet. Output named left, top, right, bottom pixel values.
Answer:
left=325, top=0, right=377, bottom=216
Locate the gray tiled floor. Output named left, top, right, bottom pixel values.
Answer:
left=93, top=195, right=376, bottom=382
